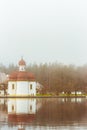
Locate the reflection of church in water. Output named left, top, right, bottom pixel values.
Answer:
left=0, top=98, right=41, bottom=130
left=8, top=99, right=36, bottom=130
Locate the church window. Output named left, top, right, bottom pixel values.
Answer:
left=12, top=105, right=14, bottom=111
left=12, top=84, right=14, bottom=89
left=30, top=105, right=32, bottom=111
left=30, top=84, right=32, bottom=90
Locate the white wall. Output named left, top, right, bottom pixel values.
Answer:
left=16, top=99, right=29, bottom=114
left=16, top=81, right=29, bottom=95
left=28, top=99, right=36, bottom=114
left=8, top=99, right=36, bottom=114
left=8, top=81, right=36, bottom=96
left=29, top=82, right=36, bottom=96
left=8, top=81, right=17, bottom=95
left=8, top=99, right=16, bottom=114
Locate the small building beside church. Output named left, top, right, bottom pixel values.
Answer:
left=8, top=58, right=36, bottom=96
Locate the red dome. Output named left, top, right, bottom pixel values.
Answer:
left=18, top=58, right=26, bottom=66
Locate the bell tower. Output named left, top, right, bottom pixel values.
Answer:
left=18, top=58, right=26, bottom=71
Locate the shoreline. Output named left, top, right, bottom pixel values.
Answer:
left=0, top=95, right=86, bottom=98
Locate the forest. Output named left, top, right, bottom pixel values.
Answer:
left=0, top=62, right=87, bottom=95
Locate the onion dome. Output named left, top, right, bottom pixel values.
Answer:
left=18, top=58, right=26, bottom=66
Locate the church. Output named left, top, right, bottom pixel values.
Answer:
left=8, top=58, right=36, bottom=97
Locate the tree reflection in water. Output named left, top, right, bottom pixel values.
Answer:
left=36, top=98, right=87, bottom=126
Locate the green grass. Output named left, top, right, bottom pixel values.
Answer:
left=36, top=93, right=52, bottom=96
left=36, top=93, right=86, bottom=97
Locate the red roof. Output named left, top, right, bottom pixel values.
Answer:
left=18, top=58, right=26, bottom=66
left=9, top=71, right=35, bottom=81
left=9, top=58, right=35, bottom=81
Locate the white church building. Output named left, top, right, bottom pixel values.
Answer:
left=8, top=58, right=36, bottom=97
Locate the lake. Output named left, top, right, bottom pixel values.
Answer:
left=0, top=98, right=87, bottom=130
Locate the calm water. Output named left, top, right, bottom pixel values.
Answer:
left=0, top=98, right=87, bottom=130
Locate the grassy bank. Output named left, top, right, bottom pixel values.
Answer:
left=0, top=94, right=86, bottom=98
left=36, top=93, right=86, bottom=97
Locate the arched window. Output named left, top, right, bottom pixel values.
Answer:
left=30, top=84, right=32, bottom=90
left=12, top=84, right=14, bottom=89
left=12, top=105, right=14, bottom=111
left=30, top=105, right=32, bottom=111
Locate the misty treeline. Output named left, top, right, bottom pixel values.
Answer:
left=0, top=62, right=87, bottom=94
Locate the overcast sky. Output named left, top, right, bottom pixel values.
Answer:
left=0, top=0, right=87, bottom=66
